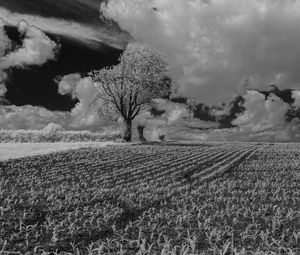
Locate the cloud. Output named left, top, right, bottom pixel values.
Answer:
left=136, top=99, right=190, bottom=126
left=292, top=90, right=300, bottom=107
left=140, top=90, right=300, bottom=142
left=202, top=90, right=300, bottom=142
left=101, top=0, right=300, bottom=103
left=0, top=73, right=122, bottom=132
left=0, top=103, right=117, bottom=131
left=56, top=73, right=106, bottom=129
left=0, top=72, right=121, bottom=131
left=232, top=91, right=290, bottom=132
left=0, top=19, right=59, bottom=97
left=0, top=19, right=11, bottom=56
left=0, top=80, right=7, bottom=97
left=56, top=73, right=82, bottom=97
left=2, top=83, right=299, bottom=141
left=1, top=20, right=58, bottom=68
left=135, top=99, right=220, bottom=140
left=0, top=7, right=128, bottom=49
left=0, top=19, right=11, bottom=96
left=0, top=105, right=69, bottom=130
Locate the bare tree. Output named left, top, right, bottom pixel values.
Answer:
left=91, top=43, right=171, bottom=142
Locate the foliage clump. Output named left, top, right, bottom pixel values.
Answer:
left=0, top=129, right=121, bottom=143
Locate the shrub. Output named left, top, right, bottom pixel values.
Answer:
left=159, top=134, right=166, bottom=142
left=0, top=129, right=122, bottom=143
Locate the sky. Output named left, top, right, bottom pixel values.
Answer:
left=0, top=0, right=300, bottom=141
left=0, top=0, right=127, bottom=110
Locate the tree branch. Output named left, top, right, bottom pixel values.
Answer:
left=131, top=106, right=141, bottom=119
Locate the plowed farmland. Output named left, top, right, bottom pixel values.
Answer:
left=0, top=142, right=299, bottom=254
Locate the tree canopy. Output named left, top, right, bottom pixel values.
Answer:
left=91, top=43, right=171, bottom=141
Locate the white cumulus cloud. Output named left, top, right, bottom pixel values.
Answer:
left=0, top=105, right=69, bottom=130
left=1, top=20, right=58, bottom=69
left=228, top=90, right=300, bottom=141
left=232, top=91, right=290, bottom=133
left=0, top=19, right=59, bottom=97
left=56, top=73, right=106, bottom=129
left=292, top=90, right=300, bottom=108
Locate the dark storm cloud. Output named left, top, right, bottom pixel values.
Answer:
left=102, top=0, right=300, bottom=103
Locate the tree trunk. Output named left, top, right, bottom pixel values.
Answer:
left=122, top=119, right=132, bottom=142
left=137, top=125, right=147, bottom=143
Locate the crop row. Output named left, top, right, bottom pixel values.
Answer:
left=0, top=142, right=299, bottom=254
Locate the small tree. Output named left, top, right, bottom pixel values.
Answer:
left=91, top=43, right=171, bottom=142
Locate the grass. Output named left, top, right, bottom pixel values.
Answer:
left=0, top=142, right=299, bottom=254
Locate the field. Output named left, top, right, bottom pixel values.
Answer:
left=0, top=142, right=299, bottom=254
